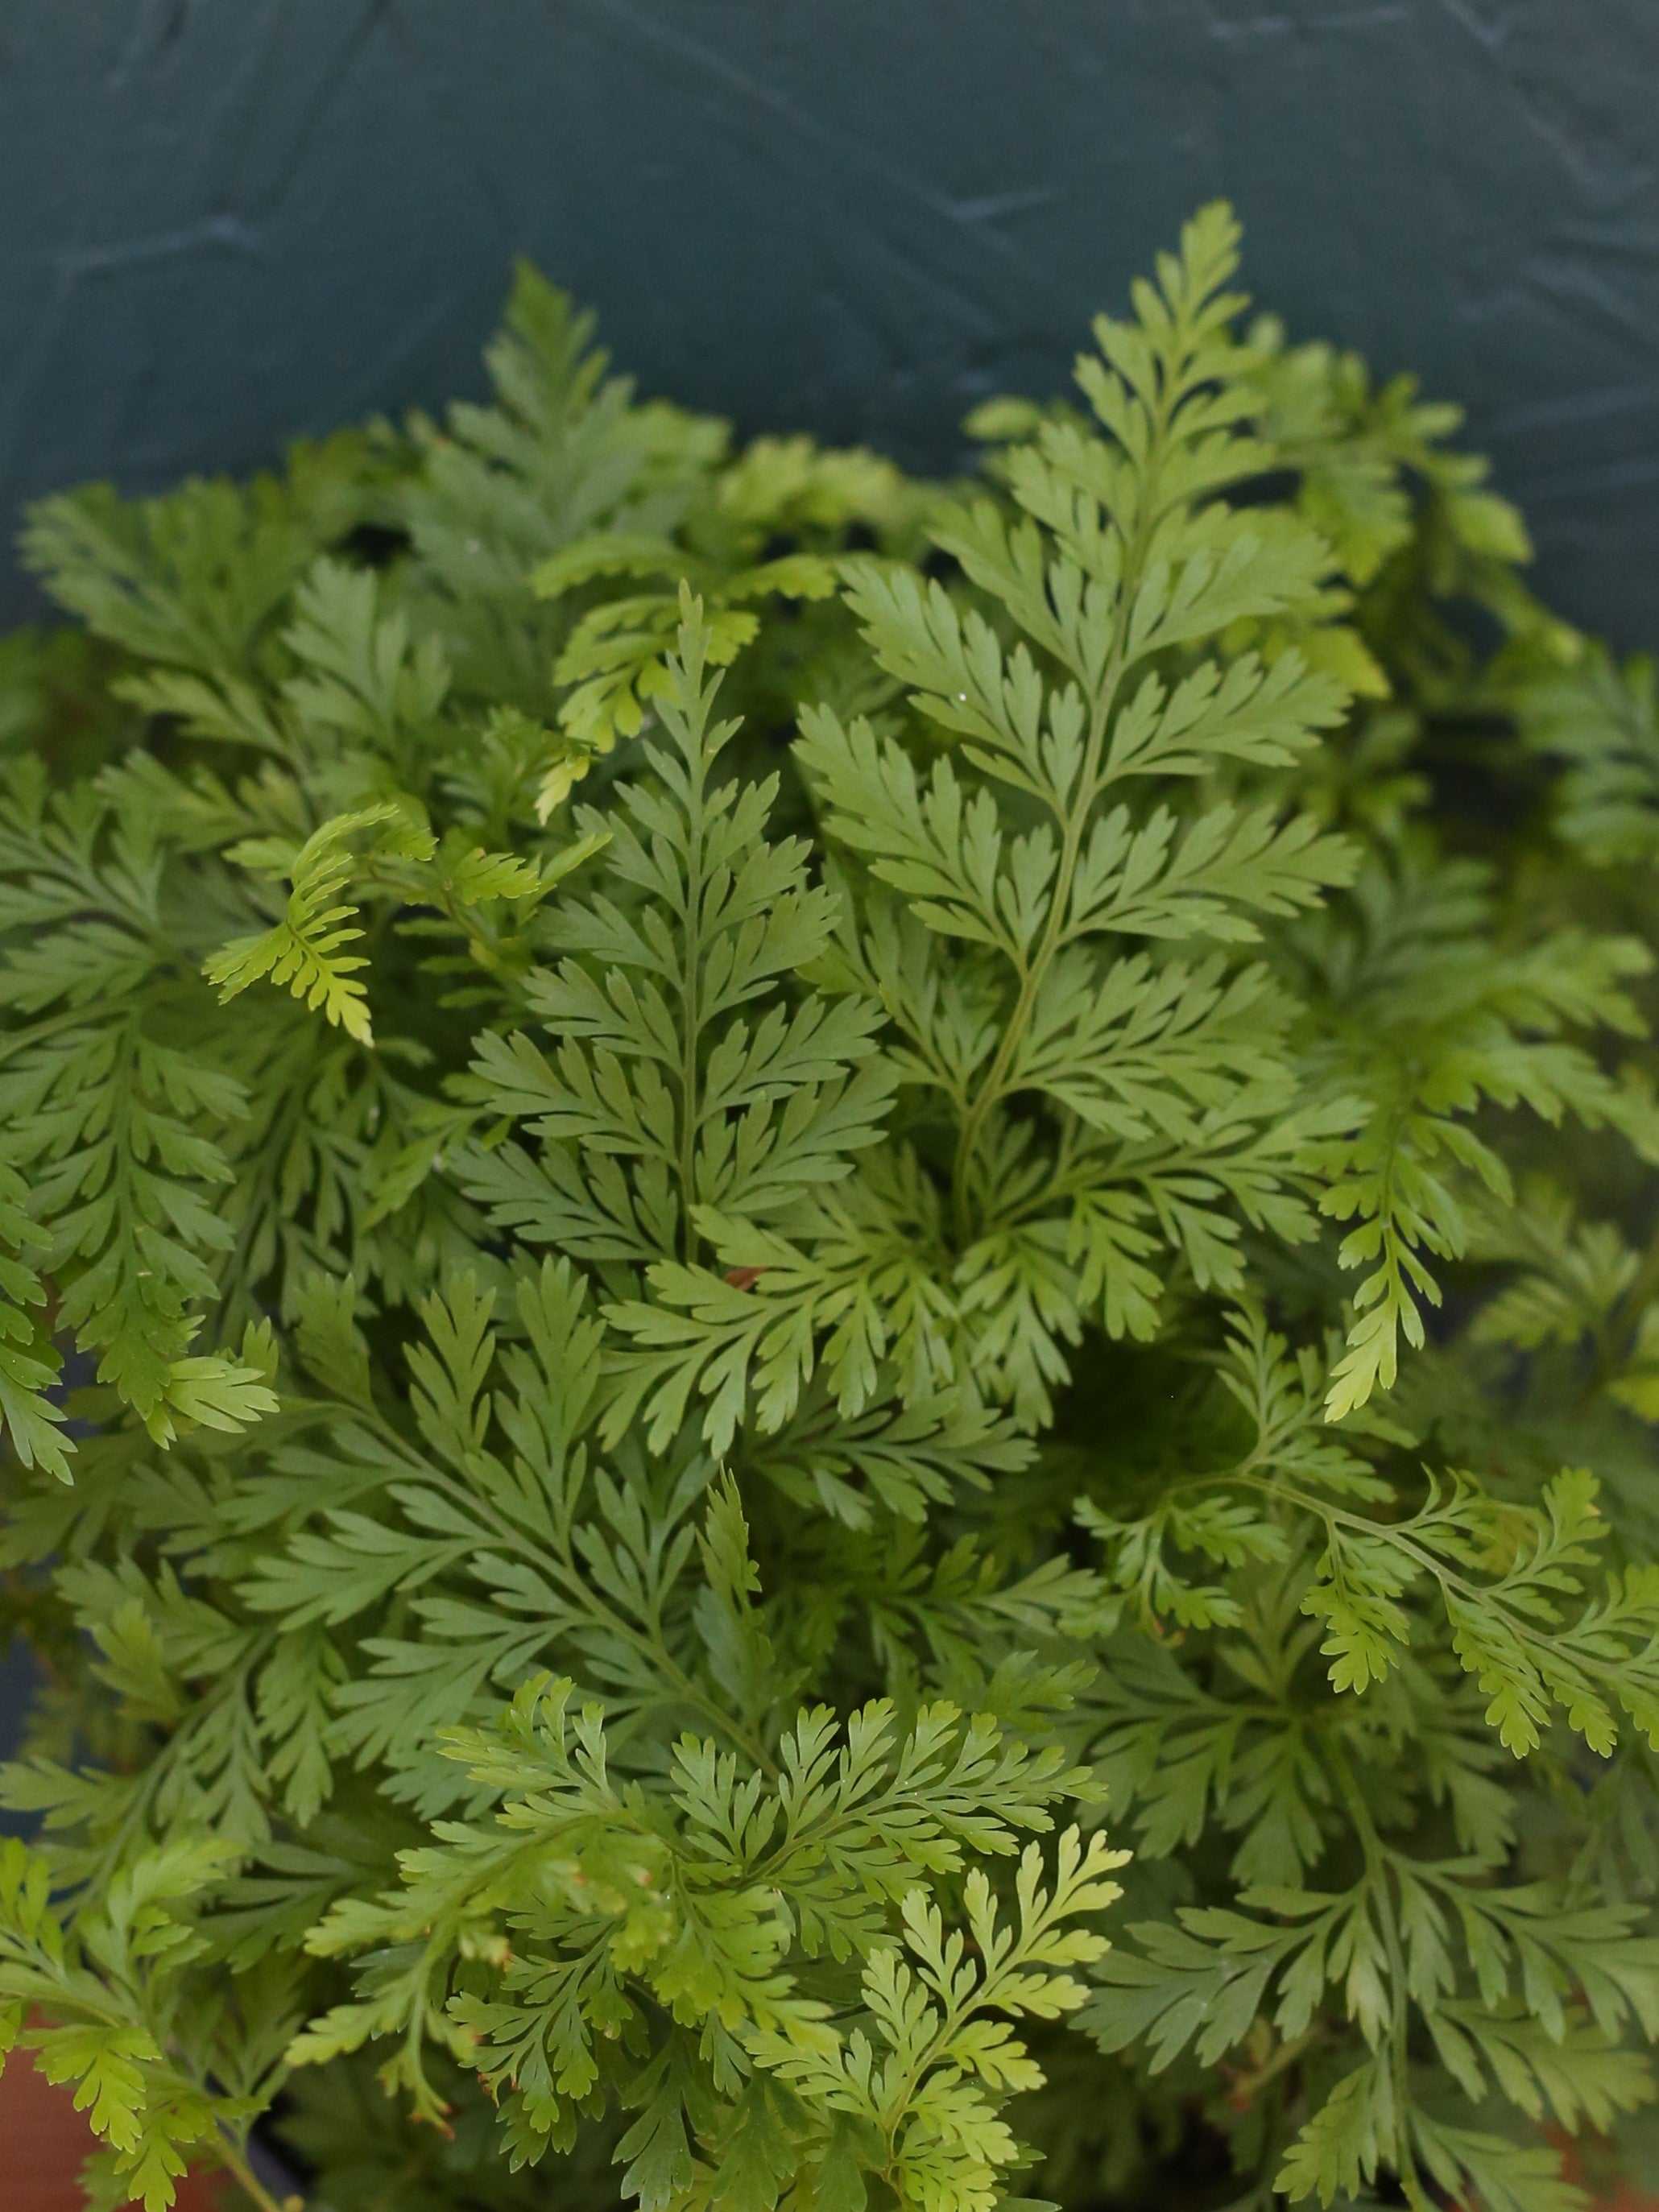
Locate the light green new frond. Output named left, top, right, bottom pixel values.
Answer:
left=529, top=422, right=915, bottom=770
left=1309, top=858, right=1659, bottom=1418
left=290, top=1681, right=1095, bottom=2178
left=1291, top=1461, right=1659, bottom=1751
left=205, top=800, right=433, bottom=1043
left=157, top=1352, right=279, bottom=1440
left=537, top=545, right=833, bottom=768
left=748, top=1828, right=1125, bottom=2212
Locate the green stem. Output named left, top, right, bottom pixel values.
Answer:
left=216, top=2129, right=298, bottom=2212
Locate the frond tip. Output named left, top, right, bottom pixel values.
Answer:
left=205, top=801, right=435, bottom=1043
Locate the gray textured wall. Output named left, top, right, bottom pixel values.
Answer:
left=2, top=3, right=1657, bottom=631
left=0, top=3, right=1655, bottom=1767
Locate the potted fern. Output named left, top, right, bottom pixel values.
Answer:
left=3, top=206, right=1659, bottom=2212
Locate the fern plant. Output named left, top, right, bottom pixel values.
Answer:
left=3, top=207, right=1659, bottom=2212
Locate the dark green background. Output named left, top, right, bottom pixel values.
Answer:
left=2, top=2, right=1657, bottom=643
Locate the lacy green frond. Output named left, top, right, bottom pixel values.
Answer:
left=5, top=206, right=1659, bottom=2212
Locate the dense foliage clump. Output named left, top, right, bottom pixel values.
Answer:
left=4, top=207, right=1659, bottom=2212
